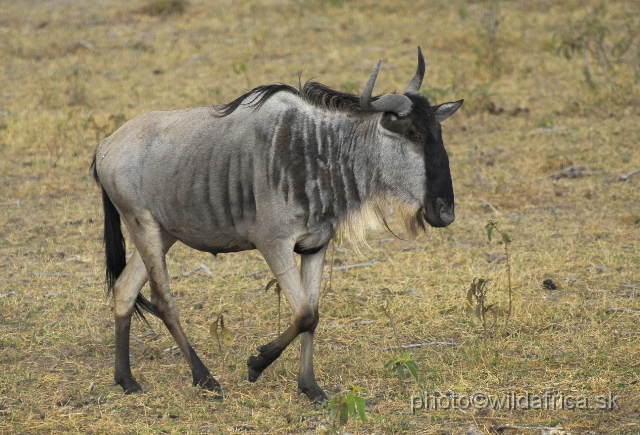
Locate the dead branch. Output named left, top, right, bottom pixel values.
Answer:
left=34, top=272, right=71, bottom=277
left=619, top=169, right=640, bottom=181
left=607, top=307, right=640, bottom=314
left=479, top=198, right=499, bottom=214
left=184, top=263, right=213, bottom=276
left=0, top=200, right=21, bottom=207
left=328, top=259, right=377, bottom=272
left=496, top=425, right=571, bottom=434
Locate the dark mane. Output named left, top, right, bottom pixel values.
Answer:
left=300, top=81, right=365, bottom=114
left=213, top=83, right=298, bottom=117
left=214, top=79, right=378, bottom=118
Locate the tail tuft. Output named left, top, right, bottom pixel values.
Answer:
left=134, top=294, right=158, bottom=324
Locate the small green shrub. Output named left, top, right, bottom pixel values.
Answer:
left=326, top=385, right=366, bottom=431
left=467, top=277, right=497, bottom=333
left=209, top=312, right=232, bottom=354
left=555, top=2, right=640, bottom=91
left=485, top=220, right=513, bottom=326
left=384, top=353, right=419, bottom=384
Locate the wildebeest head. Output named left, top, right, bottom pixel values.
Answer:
left=360, top=47, right=463, bottom=230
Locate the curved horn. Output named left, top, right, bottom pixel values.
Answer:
left=405, top=46, right=425, bottom=94
left=361, top=60, right=414, bottom=116
left=360, top=60, right=381, bottom=111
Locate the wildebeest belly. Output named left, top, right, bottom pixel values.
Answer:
left=154, top=186, right=257, bottom=255
left=177, top=233, right=256, bottom=255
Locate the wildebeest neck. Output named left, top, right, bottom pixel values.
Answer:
left=264, top=107, right=381, bottom=229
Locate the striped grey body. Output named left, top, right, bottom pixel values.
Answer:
left=98, top=94, right=402, bottom=254
left=92, top=48, right=463, bottom=402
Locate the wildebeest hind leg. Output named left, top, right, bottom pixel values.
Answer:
left=112, top=249, right=149, bottom=393
left=125, top=213, right=223, bottom=397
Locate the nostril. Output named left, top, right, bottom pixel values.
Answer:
left=440, top=207, right=455, bottom=224
left=436, top=198, right=455, bottom=225
left=440, top=207, right=456, bottom=225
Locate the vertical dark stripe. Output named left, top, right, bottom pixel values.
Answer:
left=244, top=154, right=256, bottom=218
left=341, top=135, right=361, bottom=207
left=225, top=152, right=235, bottom=228
left=329, top=131, right=347, bottom=216
left=315, top=122, right=334, bottom=218
left=203, top=146, right=220, bottom=230
left=236, top=152, right=244, bottom=220
left=304, top=117, right=322, bottom=223
left=288, top=119, right=309, bottom=217
left=272, top=111, right=294, bottom=192
left=217, top=150, right=230, bottom=226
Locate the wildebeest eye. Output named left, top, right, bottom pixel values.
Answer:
left=408, top=132, right=423, bottom=142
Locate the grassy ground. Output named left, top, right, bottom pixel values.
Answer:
left=1, top=0, right=640, bottom=433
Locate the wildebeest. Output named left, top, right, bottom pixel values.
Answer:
left=91, top=47, right=462, bottom=402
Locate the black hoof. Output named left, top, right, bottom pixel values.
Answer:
left=114, top=377, right=142, bottom=394
left=297, top=381, right=328, bottom=403
left=247, top=358, right=264, bottom=383
left=247, top=342, right=282, bottom=382
left=247, top=346, right=280, bottom=383
left=197, top=376, right=224, bottom=400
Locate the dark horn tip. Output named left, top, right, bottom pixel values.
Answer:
left=406, top=47, right=426, bottom=94
left=416, top=46, right=425, bottom=72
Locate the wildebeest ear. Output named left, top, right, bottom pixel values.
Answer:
left=432, top=99, right=464, bottom=122
left=380, top=112, right=413, bottom=136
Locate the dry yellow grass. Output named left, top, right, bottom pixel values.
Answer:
left=1, top=0, right=639, bottom=434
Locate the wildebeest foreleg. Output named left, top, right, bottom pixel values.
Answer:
left=297, top=245, right=328, bottom=402
left=126, top=214, right=223, bottom=396
left=247, top=244, right=323, bottom=396
left=112, top=249, right=149, bottom=393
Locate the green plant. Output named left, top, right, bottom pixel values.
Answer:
left=384, top=353, right=419, bottom=384
left=209, top=312, right=232, bottom=354
left=485, top=220, right=513, bottom=326
left=555, top=2, right=640, bottom=90
left=326, top=385, right=366, bottom=430
left=466, top=277, right=498, bottom=334
left=321, top=232, right=342, bottom=300
left=265, top=278, right=282, bottom=334
left=380, top=287, right=402, bottom=349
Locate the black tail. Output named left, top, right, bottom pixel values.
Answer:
left=101, top=187, right=127, bottom=291
left=93, top=155, right=157, bottom=321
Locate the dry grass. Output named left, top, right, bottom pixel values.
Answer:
left=1, top=0, right=640, bottom=434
